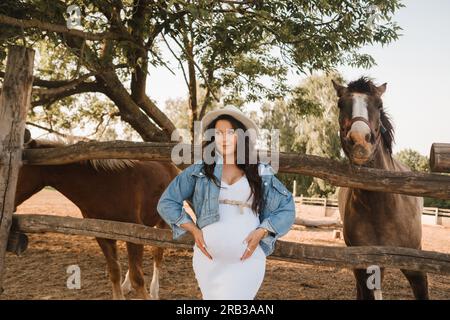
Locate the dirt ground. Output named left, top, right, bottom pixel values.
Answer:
left=1, top=188, right=449, bottom=300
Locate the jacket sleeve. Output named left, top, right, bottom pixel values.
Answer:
left=157, top=164, right=197, bottom=240
left=257, top=177, right=296, bottom=256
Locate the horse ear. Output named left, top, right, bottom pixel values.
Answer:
left=331, top=80, right=347, bottom=98
left=376, top=83, right=387, bottom=96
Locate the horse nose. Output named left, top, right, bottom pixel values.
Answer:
left=353, top=145, right=367, bottom=158
left=348, top=131, right=368, bottom=146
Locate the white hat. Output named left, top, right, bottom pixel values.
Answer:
left=200, top=105, right=259, bottom=141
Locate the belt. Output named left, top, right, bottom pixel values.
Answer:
left=219, top=199, right=252, bottom=214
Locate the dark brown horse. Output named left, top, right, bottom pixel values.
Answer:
left=332, top=77, right=429, bottom=300
left=15, top=131, right=177, bottom=299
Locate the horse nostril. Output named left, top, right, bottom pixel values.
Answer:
left=365, top=133, right=371, bottom=143
left=347, top=138, right=355, bottom=146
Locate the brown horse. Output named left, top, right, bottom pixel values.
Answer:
left=332, top=77, right=429, bottom=300
left=15, top=131, right=177, bottom=299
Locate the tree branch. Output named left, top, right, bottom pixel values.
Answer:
left=32, top=81, right=106, bottom=107
left=25, top=122, right=94, bottom=141
left=0, top=14, right=133, bottom=42
left=0, top=64, right=128, bottom=89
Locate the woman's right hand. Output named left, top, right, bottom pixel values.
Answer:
left=180, top=222, right=212, bottom=260
left=192, top=228, right=213, bottom=260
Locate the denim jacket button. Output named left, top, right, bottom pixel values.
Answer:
left=264, top=182, right=267, bottom=186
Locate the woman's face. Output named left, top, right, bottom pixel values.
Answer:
left=214, top=119, right=238, bottom=161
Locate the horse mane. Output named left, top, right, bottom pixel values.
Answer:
left=28, top=134, right=139, bottom=172
left=347, top=76, right=395, bottom=155
left=379, top=109, right=395, bottom=155
left=347, top=76, right=378, bottom=95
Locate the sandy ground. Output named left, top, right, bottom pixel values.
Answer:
left=1, top=188, right=449, bottom=300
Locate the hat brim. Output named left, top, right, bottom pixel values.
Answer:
left=201, top=108, right=259, bottom=138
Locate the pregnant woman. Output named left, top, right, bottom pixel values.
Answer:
left=157, top=105, right=296, bottom=299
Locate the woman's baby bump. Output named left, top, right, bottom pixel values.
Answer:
left=201, top=219, right=257, bottom=261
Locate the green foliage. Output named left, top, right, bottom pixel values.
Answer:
left=164, top=85, right=221, bottom=142
left=424, top=197, right=450, bottom=209
left=1, top=0, right=403, bottom=140
left=260, top=72, right=345, bottom=197
left=394, top=149, right=450, bottom=209
left=394, top=149, right=430, bottom=172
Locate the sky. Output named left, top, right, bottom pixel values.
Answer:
left=338, top=0, right=450, bottom=156
left=147, top=0, right=450, bottom=156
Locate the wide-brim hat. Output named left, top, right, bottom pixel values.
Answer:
left=200, top=105, right=259, bottom=143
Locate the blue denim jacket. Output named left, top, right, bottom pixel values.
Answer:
left=157, top=152, right=296, bottom=257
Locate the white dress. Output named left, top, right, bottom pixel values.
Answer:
left=192, top=175, right=266, bottom=300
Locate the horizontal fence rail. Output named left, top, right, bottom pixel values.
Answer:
left=10, top=214, right=450, bottom=275
left=19, top=141, right=450, bottom=200
left=295, top=197, right=339, bottom=207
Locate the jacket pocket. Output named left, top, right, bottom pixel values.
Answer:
left=266, top=178, right=289, bottom=212
left=191, top=171, right=207, bottom=214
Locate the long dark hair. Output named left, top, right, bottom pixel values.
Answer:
left=201, top=114, right=264, bottom=215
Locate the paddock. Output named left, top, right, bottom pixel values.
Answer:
left=1, top=45, right=450, bottom=300
left=1, top=188, right=449, bottom=300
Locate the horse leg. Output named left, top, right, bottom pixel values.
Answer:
left=126, top=242, right=150, bottom=300
left=400, top=269, right=429, bottom=300
left=147, top=219, right=167, bottom=300
left=121, top=269, right=132, bottom=295
left=353, top=269, right=375, bottom=300
left=150, top=246, right=164, bottom=300
left=370, top=267, right=385, bottom=300
left=96, top=238, right=124, bottom=300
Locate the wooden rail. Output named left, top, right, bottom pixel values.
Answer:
left=10, top=214, right=450, bottom=275
left=18, top=140, right=450, bottom=200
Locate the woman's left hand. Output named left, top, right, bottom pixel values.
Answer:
left=240, top=228, right=266, bottom=261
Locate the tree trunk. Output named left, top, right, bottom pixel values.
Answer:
left=0, top=46, right=34, bottom=293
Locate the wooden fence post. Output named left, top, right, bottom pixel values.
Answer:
left=0, top=46, right=34, bottom=293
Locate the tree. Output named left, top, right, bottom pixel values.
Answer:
left=395, top=149, right=450, bottom=209
left=394, top=149, right=429, bottom=172
left=259, top=71, right=346, bottom=197
left=164, top=84, right=220, bottom=142
left=1, top=0, right=403, bottom=142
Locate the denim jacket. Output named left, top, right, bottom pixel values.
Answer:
left=157, top=152, right=296, bottom=257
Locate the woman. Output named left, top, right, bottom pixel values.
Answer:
left=157, top=105, right=296, bottom=300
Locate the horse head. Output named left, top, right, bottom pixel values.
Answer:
left=332, top=77, right=394, bottom=166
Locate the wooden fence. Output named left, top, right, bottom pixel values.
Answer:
left=1, top=45, right=450, bottom=295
